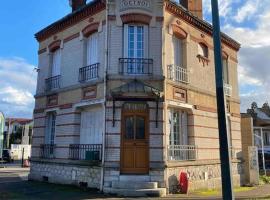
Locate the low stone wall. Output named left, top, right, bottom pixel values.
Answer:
left=29, top=160, right=101, bottom=189
left=167, top=160, right=244, bottom=193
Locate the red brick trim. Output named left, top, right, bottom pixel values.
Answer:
left=34, top=116, right=46, bottom=120
left=171, top=24, right=187, bottom=39
left=55, top=135, right=80, bottom=138
left=56, top=123, right=80, bottom=127
left=173, top=87, right=187, bottom=102
left=34, top=108, right=45, bottom=114
left=82, top=22, right=99, bottom=37
left=194, top=105, right=217, bottom=113
left=108, top=15, right=116, bottom=21
left=188, top=124, right=218, bottom=129
left=33, top=126, right=46, bottom=129
left=82, top=86, right=97, bottom=100
left=156, top=16, right=164, bottom=22
left=38, top=48, right=47, bottom=55
left=48, top=40, right=61, bottom=52
left=63, top=32, right=80, bottom=43
left=47, top=94, right=58, bottom=107
left=231, top=113, right=241, bottom=118
left=57, top=112, right=81, bottom=116
left=59, top=103, right=73, bottom=110
left=120, top=13, right=152, bottom=25
left=35, top=1, right=105, bottom=42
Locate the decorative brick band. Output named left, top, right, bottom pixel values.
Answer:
left=38, top=48, right=47, bottom=55
left=120, top=13, right=152, bottom=25
left=156, top=16, right=164, bottom=22
left=108, top=15, right=116, bottom=21
left=171, top=24, right=187, bottom=39
left=59, top=103, right=73, bottom=110
left=56, top=123, right=80, bottom=127
left=63, top=32, right=80, bottom=43
left=82, top=22, right=99, bottom=37
left=194, top=105, right=217, bottom=113
left=48, top=40, right=61, bottom=52
left=34, top=108, right=45, bottom=114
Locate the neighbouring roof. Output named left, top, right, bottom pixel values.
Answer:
left=5, top=118, right=33, bottom=125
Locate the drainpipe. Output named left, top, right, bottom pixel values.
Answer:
left=100, top=0, right=109, bottom=192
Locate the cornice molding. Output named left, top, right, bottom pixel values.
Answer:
left=35, top=0, right=105, bottom=42
left=165, top=1, right=241, bottom=51
left=82, top=22, right=99, bottom=37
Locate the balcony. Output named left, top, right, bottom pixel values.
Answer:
left=168, top=145, right=197, bottom=161
left=69, top=144, right=102, bottom=161
left=167, top=64, right=189, bottom=84
left=119, top=58, right=153, bottom=75
left=79, top=63, right=99, bottom=82
left=45, top=75, right=61, bottom=91
left=224, top=83, right=232, bottom=96
left=40, top=144, right=55, bottom=159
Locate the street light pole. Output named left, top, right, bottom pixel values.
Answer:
left=211, top=0, right=234, bottom=199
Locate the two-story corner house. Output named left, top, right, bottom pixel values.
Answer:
left=29, top=0, right=243, bottom=196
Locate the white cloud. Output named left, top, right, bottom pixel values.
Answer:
left=0, top=57, right=37, bottom=118
left=234, top=0, right=260, bottom=23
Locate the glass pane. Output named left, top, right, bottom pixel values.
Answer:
left=125, top=116, right=134, bottom=139
left=136, top=117, right=145, bottom=139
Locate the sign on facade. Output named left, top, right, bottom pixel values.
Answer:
left=120, top=0, right=152, bottom=11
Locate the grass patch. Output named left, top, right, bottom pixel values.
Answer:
left=193, top=186, right=256, bottom=196
left=260, top=175, right=270, bottom=185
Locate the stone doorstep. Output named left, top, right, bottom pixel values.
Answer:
left=119, top=175, right=150, bottom=182
left=103, top=187, right=166, bottom=197
left=112, top=181, right=158, bottom=189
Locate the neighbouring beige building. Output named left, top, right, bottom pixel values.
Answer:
left=29, top=0, right=243, bottom=196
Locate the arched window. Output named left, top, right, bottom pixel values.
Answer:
left=198, top=42, right=208, bottom=58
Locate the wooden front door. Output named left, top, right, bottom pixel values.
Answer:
left=121, top=110, right=149, bottom=174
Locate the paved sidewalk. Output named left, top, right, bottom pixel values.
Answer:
left=165, top=184, right=270, bottom=200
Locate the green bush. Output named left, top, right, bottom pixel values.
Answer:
left=260, top=175, right=270, bottom=184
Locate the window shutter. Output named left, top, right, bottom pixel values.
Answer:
left=173, top=36, right=182, bottom=66
left=87, top=32, right=98, bottom=65
left=143, top=25, right=149, bottom=58
left=181, top=111, right=188, bottom=145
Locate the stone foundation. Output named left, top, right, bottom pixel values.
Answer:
left=29, top=160, right=101, bottom=189
left=167, top=161, right=244, bottom=193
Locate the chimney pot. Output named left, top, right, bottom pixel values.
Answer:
left=181, top=0, right=203, bottom=19
left=69, top=0, right=86, bottom=12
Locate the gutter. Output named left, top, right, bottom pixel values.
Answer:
left=100, top=0, right=109, bottom=192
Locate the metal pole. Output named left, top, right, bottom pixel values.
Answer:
left=260, top=128, right=266, bottom=175
left=21, top=147, right=24, bottom=168
left=211, top=1, right=234, bottom=199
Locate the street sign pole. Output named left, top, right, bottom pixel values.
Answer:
left=211, top=0, right=234, bottom=199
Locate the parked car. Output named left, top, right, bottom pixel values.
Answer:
left=258, top=149, right=270, bottom=169
left=1, top=149, right=14, bottom=163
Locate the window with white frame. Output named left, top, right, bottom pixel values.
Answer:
left=86, top=32, right=98, bottom=66
left=124, top=24, right=148, bottom=74
left=169, top=109, right=188, bottom=145
left=52, top=49, right=61, bottom=77
left=45, top=112, right=56, bottom=146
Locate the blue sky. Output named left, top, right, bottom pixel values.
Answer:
left=0, top=0, right=269, bottom=118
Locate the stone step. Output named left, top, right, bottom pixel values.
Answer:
left=103, top=187, right=166, bottom=197
left=119, top=175, right=150, bottom=182
left=112, top=181, right=158, bottom=189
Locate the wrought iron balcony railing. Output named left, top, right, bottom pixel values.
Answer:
left=69, top=144, right=102, bottom=161
left=40, top=144, right=55, bottom=159
left=79, top=63, right=99, bottom=82
left=168, top=145, right=197, bottom=161
left=167, top=64, right=190, bottom=84
left=45, top=75, right=61, bottom=91
left=119, top=58, right=153, bottom=75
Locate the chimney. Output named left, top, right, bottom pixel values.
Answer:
left=181, top=0, right=203, bottom=19
left=69, top=0, right=87, bottom=12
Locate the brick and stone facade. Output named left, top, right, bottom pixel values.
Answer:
left=30, top=0, right=243, bottom=195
